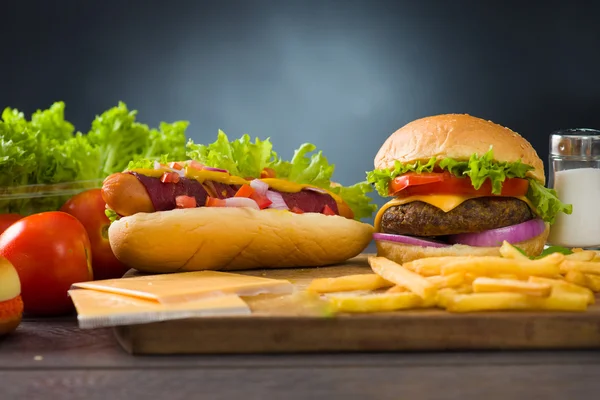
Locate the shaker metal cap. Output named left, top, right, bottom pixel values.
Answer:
left=550, top=128, right=600, bottom=158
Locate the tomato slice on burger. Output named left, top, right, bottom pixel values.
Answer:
left=389, top=172, right=450, bottom=195
left=391, top=172, right=529, bottom=198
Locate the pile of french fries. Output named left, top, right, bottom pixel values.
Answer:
left=306, top=241, right=600, bottom=313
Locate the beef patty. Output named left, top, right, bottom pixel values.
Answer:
left=380, top=197, right=534, bottom=237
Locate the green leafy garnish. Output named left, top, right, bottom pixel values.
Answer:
left=513, top=244, right=573, bottom=260
left=0, top=101, right=189, bottom=215
left=0, top=102, right=101, bottom=214
left=365, top=148, right=572, bottom=224
left=182, top=130, right=376, bottom=220
left=526, top=179, right=573, bottom=224
left=537, top=245, right=574, bottom=258
left=87, top=102, right=188, bottom=177
left=105, top=208, right=120, bottom=223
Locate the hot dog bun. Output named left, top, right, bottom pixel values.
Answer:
left=0, top=257, right=23, bottom=336
left=108, top=207, right=374, bottom=273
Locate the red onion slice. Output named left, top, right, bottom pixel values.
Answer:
left=223, top=197, right=260, bottom=210
left=203, top=166, right=229, bottom=173
left=373, top=232, right=450, bottom=248
left=250, top=179, right=269, bottom=196
left=447, top=219, right=546, bottom=247
left=266, top=190, right=289, bottom=210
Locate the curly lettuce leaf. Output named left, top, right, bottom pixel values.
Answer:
left=527, top=179, right=573, bottom=224
left=186, top=130, right=278, bottom=178
left=366, top=148, right=533, bottom=196
left=86, top=102, right=188, bottom=177
left=184, top=131, right=376, bottom=220
left=0, top=102, right=101, bottom=215
left=366, top=147, right=572, bottom=224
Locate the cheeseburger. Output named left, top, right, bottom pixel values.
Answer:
left=366, top=114, right=572, bottom=263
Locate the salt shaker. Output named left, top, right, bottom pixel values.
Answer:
left=546, top=129, right=600, bottom=249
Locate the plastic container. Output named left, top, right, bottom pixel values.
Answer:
left=0, top=179, right=104, bottom=216
left=547, top=129, right=600, bottom=249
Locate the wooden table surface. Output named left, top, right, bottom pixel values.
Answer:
left=1, top=316, right=600, bottom=400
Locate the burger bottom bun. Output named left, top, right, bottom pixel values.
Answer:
left=0, top=314, right=22, bottom=336
left=376, top=224, right=550, bottom=265
left=109, top=207, right=374, bottom=273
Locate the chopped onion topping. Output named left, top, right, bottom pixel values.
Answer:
left=223, top=197, right=260, bottom=210
left=266, top=190, right=289, bottom=210
left=250, top=179, right=269, bottom=196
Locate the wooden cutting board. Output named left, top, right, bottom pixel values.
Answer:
left=113, top=254, right=600, bottom=354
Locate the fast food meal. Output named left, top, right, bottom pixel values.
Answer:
left=0, top=257, right=23, bottom=335
left=103, top=131, right=377, bottom=273
left=366, top=114, right=573, bottom=264
left=308, top=242, right=599, bottom=313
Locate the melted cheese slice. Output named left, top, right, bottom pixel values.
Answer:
left=72, top=270, right=293, bottom=304
left=127, top=167, right=345, bottom=205
left=68, top=289, right=250, bottom=329
left=374, top=194, right=536, bottom=231
left=0, top=259, right=20, bottom=302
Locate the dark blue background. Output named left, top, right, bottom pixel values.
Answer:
left=2, top=0, right=599, bottom=222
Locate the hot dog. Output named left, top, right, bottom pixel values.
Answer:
left=102, top=167, right=354, bottom=219
left=105, top=160, right=374, bottom=273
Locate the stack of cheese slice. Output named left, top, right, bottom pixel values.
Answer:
left=69, top=271, right=294, bottom=329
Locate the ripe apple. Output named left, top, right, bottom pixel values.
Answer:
left=61, top=189, right=128, bottom=280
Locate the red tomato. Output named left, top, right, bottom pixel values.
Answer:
left=206, top=197, right=226, bottom=207
left=189, top=160, right=203, bottom=170
left=390, top=172, right=529, bottom=197
left=0, top=212, right=93, bottom=316
left=250, top=192, right=272, bottom=209
left=168, top=162, right=183, bottom=170
left=322, top=205, right=337, bottom=216
left=234, top=184, right=255, bottom=198
left=0, top=214, right=23, bottom=235
left=260, top=168, right=277, bottom=179
left=290, top=206, right=304, bottom=214
left=389, top=172, right=448, bottom=194
left=176, top=195, right=196, bottom=208
left=160, top=172, right=180, bottom=184
left=60, top=189, right=128, bottom=281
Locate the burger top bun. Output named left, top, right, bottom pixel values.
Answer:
left=374, top=114, right=545, bottom=184
left=0, top=257, right=20, bottom=303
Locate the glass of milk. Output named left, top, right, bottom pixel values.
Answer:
left=547, top=129, right=600, bottom=249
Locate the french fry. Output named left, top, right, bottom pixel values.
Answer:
left=528, top=276, right=595, bottom=305
left=560, top=260, right=600, bottom=275
left=472, top=277, right=551, bottom=297
left=445, top=290, right=589, bottom=313
left=402, top=257, right=462, bottom=276
left=493, top=274, right=523, bottom=280
left=564, top=271, right=600, bottom=293
left=499, top=241, right=530, bottom=260
left=436, top=288, right=457, bottom=309
left=584, top=274, right=600, bottom=292
left=455, top=284, right=474, bottom=294
left=565, top=251, right=596, bottom=262
left=327, top=292, right=424, bottom=313
left=369, top=257, right=437, bottom=301
left=426, top=272, right=464, bottom=289
left=464, top=273, right=477, bottom=284
left=445, top=292, right=532, bottom=312
left=563, top=270, right=588, bottom=288
left=442, top=253, right=563, bottom=278
left=386, top=285, right=408, bottom=294
left=307, top=274, right=393, bottom=293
